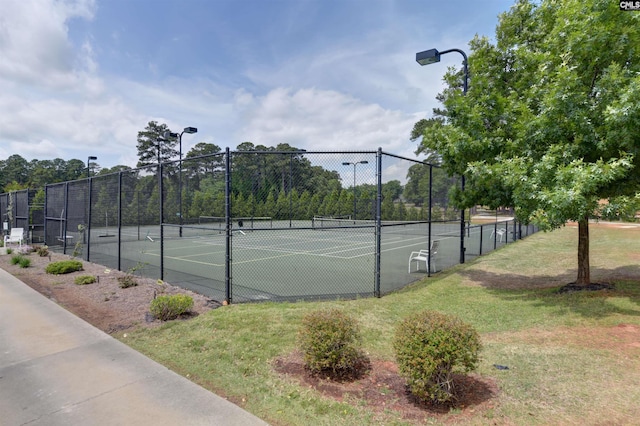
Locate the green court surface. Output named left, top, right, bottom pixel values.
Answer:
left=80, top=220, right=513, bottom=302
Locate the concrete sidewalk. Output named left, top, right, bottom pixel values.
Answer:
left=0, top=268, right=268, bottom=426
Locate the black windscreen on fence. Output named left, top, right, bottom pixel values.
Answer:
left=2, top=148, right=538, bottom=304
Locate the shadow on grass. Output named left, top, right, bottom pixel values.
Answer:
left=459, top=265, right=640, bottom=319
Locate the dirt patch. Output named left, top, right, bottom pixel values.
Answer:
left=273, top=351, right=499, bottom=423
left=0, top=249, right=219, bottom=334
left=556, top=282, right=615, bottom=293
left=485, top=324, right=640, bottom=355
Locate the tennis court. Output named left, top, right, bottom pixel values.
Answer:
left=83, top=219, right=468, bottom=302
left=34, top=150, right=538, bottom=304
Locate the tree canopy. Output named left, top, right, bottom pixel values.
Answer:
left=136, top=121, right=177, bottom=168
left=418, top=0, right=640, bottom=285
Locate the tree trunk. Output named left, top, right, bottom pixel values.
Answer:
left=576, top=215, right=590, bottom=286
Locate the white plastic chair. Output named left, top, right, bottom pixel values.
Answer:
left=490, top=227, right=506, bottom=242
left=4, top=228, right=24, bottom=248
left=408, top=240, right=439, bottom=273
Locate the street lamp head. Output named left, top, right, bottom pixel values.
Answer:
left=183, top=127, right=197, bottom=134
left=342, top=162, right=351, bottom=166
left=416, top=48, right=440, bottom=66
left=359, top=160, right=369, bottom=165
left=87, top=156, right=97, bottom=178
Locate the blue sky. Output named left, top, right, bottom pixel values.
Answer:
left=0, top=0, right=514, bottom=181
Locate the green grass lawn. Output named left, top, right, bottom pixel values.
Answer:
left=121, top=224, right=640, bottom=425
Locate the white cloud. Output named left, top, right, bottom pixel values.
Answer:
left=0, top=0, right=152, bottom=167
left=236, top=87, right=416, bottom=151
left=9, top=139, right=60, bottom=159
left=233, top=87, right=424, bottom=183
left=0, top=0, right=96, bottom=89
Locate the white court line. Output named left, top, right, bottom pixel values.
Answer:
left=141, top=231, right=460, bottom=264
left=228, top=234, right=454, bottom=260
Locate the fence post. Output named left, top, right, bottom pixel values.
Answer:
left=225, top=148, right=232, bottom=304
left=43, top=187, right=47, bottom=246
left=63, top=183, right=69, bottom=255
left=428, top=164, right=433, bottom=277
left=460, top=176, right=465, bottom=264
left=159, top=162, right=164, bottom=281
left=375, top=148, right=382, bottom=297
left=87, top=177, right=93, bottom=261
left=118, top=171, right=122, bottom=271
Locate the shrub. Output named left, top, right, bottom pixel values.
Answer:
left=74, top=275, right=97, bottom=285
left=298, top=309, right=366, bottom=378
left=6, top=248, right=12, bottom=254
left=35, top=245, right=50, bottom=257
left=150, top=294, right=194, bottom=321
left=72, top=241, right=83, bottom=258
left=393, top=310, right=481, bottom=404
left=117, top=275, right=138, bottom=288
left=10, top=254, right=31, bottom=268
left=45, top=260, right=83, bottom=275
left=18, top=256, right=31, bottom=268
left=117, top=262, right=147, bottom=289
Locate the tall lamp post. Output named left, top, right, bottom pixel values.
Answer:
left=87, top=156, right=97, bottom=178
left=166, top=127, right=198, bottom=237
left=342, top=161, right=368, bottom=222
left=416, top=47, right=469, bottom=264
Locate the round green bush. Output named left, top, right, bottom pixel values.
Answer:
left=45, top=260, right=83, bottom=275
left=393, top=310, right=481, bottom=404
left=150, top=294, right=194, bottom=321
left=74, top=275, right=97, bottom=285
left=298, top=309, right=364, bottom=377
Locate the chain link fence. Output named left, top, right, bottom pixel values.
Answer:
left=2, top=148, right=538, bottom=303
left=1, top=189, right=44, bottom=244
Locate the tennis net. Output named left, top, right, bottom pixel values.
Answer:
left=198, top=216, right=273, bottom=229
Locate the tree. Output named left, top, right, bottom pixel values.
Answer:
left=2, top=155, right=29, bottom=187
left=29, top=159, right=57, bottom=188
left=410, top=118, right=443, bottom=165
left=184, top=142, right=223, bottom=194
left=382, top=180, right=403, bottom=202
left=98, top=165, right=132, bottom=175
left=136, top=121, right=177, bottom=169
left=65, top=159, right=87, bottom=181
left=420, top=0, right=640, bottom=286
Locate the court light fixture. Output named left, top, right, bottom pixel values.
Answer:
left=87, top=156, right=97, bottom=178
left=416, top=46, right=468, bottom=263
left=177, top=127, right=197, bottom=237
left=415, top=48, right=440, bottom=65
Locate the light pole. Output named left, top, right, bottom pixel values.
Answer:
left=87, top=156, right=97, bottom=178
left=416, top=47, right=469, bottom=264
left=166, top=127, right=198, bottom=237
left=342, top=161, right=368, bottom=222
